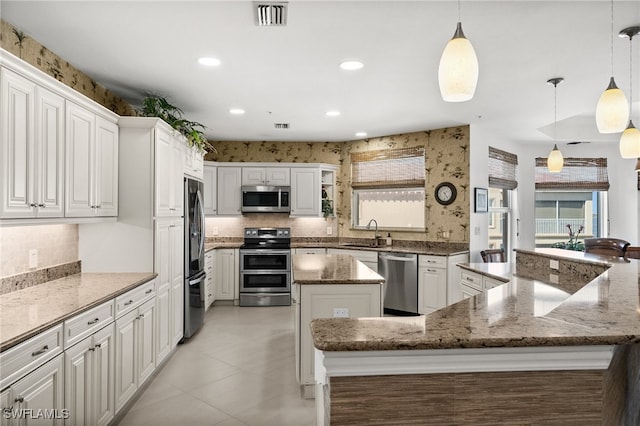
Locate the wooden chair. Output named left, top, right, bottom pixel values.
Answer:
left=583, top=238, right=630, bottom=257
left=625, top=246, right=640, bottom=260
left=480, top=248, right=506, bottom=263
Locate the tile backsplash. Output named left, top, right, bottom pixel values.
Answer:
left=0, top=224, right=79, bottom=278
left=205, top=214, right=336, bottom=238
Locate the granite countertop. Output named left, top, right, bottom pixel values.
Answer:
left=310, top=249, right=640, bottom=351
left=292, top=254, right=384, bottom=284
left=457, top=262, right=513, bottom=282
left=0, top=272, right=156, bottom=352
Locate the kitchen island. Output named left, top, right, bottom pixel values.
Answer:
left=292, top=254, right=384, bottom=399
left=310, top=248, right=640, bottom=425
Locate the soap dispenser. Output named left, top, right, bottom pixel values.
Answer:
left=386, top=233, right=392, bottom=246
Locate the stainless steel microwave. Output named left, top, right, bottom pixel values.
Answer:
left=241, top=186, right=290, bottom=213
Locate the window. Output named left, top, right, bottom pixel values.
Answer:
left=488, top=147, right=517, bottom=253
left=351, top=147, right=425, bottom=230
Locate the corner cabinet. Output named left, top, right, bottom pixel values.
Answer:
left=290, top=165, right=337, bottom=217
left=203, top=162, right=217, bottom=215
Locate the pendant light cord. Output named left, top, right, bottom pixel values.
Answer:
left=554, top=82, right=558, bottom=142
left=457, top=0, right=461, bottom=22
left=610, top=0, right=614, bottom=76
left=630, top=35, right=634, bottom=117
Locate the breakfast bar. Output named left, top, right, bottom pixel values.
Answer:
left=310, top=249, right=640, bottom=425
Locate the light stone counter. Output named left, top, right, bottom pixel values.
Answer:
left=0, top=272, right=156, bottom=352
left=292, top=254, right=384, bottom=284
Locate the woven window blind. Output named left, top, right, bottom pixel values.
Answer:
left=535, top=157, right=610, bottom=191
left=488, top=147, right=518, bottom=189
left=351, top=147, right=425, bottom=188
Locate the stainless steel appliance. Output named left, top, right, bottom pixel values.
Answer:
left=378, top=252, right=419, bottom=315
left=241, top=186, right=290, bottom=213
left=184, top=178, right=206, bottom=338
left=239, top=227, right=291, bottom=306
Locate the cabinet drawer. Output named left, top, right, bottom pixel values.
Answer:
left=115, top=279, right=156, bottom=318
left=64, top=300, right=114, bottom=348
left=460, top=271, right=482, bottom=290
left=484, top=276, right=506, bottom=290
left=0, top=324, right=63, bottom=390
left=419, top=255, right=446, bottom=268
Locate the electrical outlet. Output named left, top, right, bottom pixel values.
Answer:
left=333, top=307, right=349, bottom=318
left=442, top=231, right=449, bottom=238
left=550, top=259, right=559, bottom=270
left=549, top=273, right=559, bottom=284
left=474, top=226, right=481, bottom=236
left=29, top=249, right=38, bottom=269
left=327, top=227, right=333, bottom=235
left=212, top=227, right=219, bottom=236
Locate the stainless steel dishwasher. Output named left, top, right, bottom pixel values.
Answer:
left=377, top=252, right=419, bottom=315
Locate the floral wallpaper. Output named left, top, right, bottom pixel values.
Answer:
left=208, top=126, right=470, bottom=243
left=1, top=19, right=136, bottom=116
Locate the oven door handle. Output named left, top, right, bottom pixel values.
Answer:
left=239, top=249, right=291, bottom=255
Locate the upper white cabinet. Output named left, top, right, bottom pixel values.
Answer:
left=154, top=128, right=183, bottom=218
left=184, top=144, right=204, bottom=180
left=217, top=167, right=242, bottom=216
left=65, top=103, right=119, bottom=217
left=203, top=162, right=217, bottom=215
left=241, top=167, right=290, bottom=186
left=291, top=165, right=337, bottom=217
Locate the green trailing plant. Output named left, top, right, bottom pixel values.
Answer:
left=139, top=94, right=215, bottom=153
left=550, top=223, right=585, bottom=251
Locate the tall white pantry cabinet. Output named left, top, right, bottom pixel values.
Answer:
left=79, top=117, right=191, bottom=368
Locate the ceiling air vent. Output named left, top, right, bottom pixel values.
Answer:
left=274, top=123, right=290, bottom=129
left=254, top=2, right=288, bottom=26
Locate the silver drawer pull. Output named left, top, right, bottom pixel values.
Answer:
left=145, top=289, right=153, bottom=294
left=14, top=397, right=24, bottom=403
left=465, top=277, right=474, bottom=282
left=94, top=343, right=101, bottom=348
left=38, top=203, right=46, bottom=208
left=31, top=345, right=49, bottom=356
left=124, top=299, right=134, bottom=306
left=87, top=318, right=100, bottom=325
left=427, top=269, right=437, bottom=273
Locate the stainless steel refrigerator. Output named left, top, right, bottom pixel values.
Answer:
left=183, top=177, right=205, bottom=338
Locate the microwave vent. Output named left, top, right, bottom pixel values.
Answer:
left=254, top=2, right=288, bottom=26
left=274, top=123, right=290, bottom=129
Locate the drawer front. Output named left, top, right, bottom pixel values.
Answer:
left=115, top=279, right=156, bottom=318
left=483, top=277, right=506, bottom=290
left=460, top=271, right=482, bottom=290
left=64, top=300, right=115, bottom=348
left=419, top=255, right=446, bottom=269
left=0, top=324, right=63, bottom=390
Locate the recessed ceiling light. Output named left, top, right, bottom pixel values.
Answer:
left=325, top=111, right=341, bottom=117
left=229, top=108, right=245, bottom=115
left=340, top=60, right=364, bottom=70
left=198, top=57, right=221, bottom=67
left=355, top=132, right=367, bottom=137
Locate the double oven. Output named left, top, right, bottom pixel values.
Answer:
left=239, top=228, right=291, bottom=306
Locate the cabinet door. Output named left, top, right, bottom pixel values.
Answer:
left=418, top=267, right=447, bottom=314
left=290, top=168, right=319, bottom=216
left=64, top=337, right=93, bottom=426
left=241, top=167, right=266, bottom=185
left=154, top=219, right=172, bottom=363
left=217, top=167, right=241, bottom=215
left=94, top=117, right=118, bottom=217
left=1, top=67, right=36, bottom=218
left=137, top=299, right=156, bottom=386
left=11, top=354, right=65, bottom=425
left=65, top=102, right=94, bottom=217
left=92, top=324, right=115, bottom=426
left=114, top=310, right=137, bottom=413
left=265, top=168, right=290, bottom=186
left=170, top=220, right=184, bottom=345
left=1, top=387, right=11, bottom=426
left=215, top=249, right=236, bottom=300
left=171, top=140, right=184, bottom=216
left=154, top=128, right=173, bottom=217
left=203, top=165, right=217, bottom=215
left=155, top=282, right=171, bottom=365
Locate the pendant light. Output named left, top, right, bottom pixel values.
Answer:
left=595, top=0, right=629, bottom=133
left=547, top=78, right=564, bottom=173
left=636, top=158, right=640, bottom=172
left=438, top=0, right=478, bottom=102
left=618, top=26, right=640, bottom=159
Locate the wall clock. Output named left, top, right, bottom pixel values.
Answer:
left=434, top=182, right=457, bottom=206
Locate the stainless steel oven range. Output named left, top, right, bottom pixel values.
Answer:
left=239, top=227, right=291, bottom=306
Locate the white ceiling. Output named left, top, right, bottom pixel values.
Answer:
left=2, top=1, right=639, bottom=146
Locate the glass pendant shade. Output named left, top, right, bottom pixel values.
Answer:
left=619, top=121, right=640, bottom=158
left=438, top=22, right=478, bottom=102
left=547, top=144, right=564, bottom=173
left=595, top=77, right=629, bottom=133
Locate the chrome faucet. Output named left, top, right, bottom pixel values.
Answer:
left=366, top=219, right=380, bottom=247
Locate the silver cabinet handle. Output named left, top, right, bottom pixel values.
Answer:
left=88, top=347, right=95, bottom=352
left=87, top=318, right=100, bottom=325
left=31, top=345, right=49, bottom=356
left=29, top=203, right=37, bottom=207
left=145, top=289, right=153, bottom=294
left=94, top=343, right=101, bottom=348
left=14, top=397, right=23, bottom=403
left=426, top=269, right=437, bottom=273
left=38, top=203, right=45, bottom=208
left=124, top=300, right=134, bottom=306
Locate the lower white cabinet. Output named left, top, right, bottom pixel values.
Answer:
left=293, top=248, right=326, bottom=255
left=215, top=249, right=237, bottom=301
left=205, top=251, right=215, bottom=309
left=114, top=298, right=155, bottom=413
left=1, top=353, right=65, bottom=425
left=64, top=323, right=115, bottom=426
left=458, top=268, right=508, bottom=299
left=418, top=255, right=447, bottom=314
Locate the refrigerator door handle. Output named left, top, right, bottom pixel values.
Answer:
left=195, top=189, right=205, bottom=259
left=189, top=271, right=206, bottom=285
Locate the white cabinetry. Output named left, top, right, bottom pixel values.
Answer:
left=154, top=127, right=183, bottom=218
left=184, top=145, right=204, bottom=180
left=418, top=255, right=447, bottom=314
left=64, top=323, right=115, bottom=426
left=217, top=167, right=242, bottom=216
left=446, top=253, right=471, bottom=304
left=293, top=283, right=382, bottom=398
left=326, top=248, right=378, bottom=272
left=65, top=103, right=118, bottom=217
left=215, top=249, right=238, bottom=301
left=203, top=162, right=217, bottom=215
left=0, top=68, right=65, bottom=219
left=458, top=268, right=508, bottom=299
left=290, top=167, right=319, bottom=216
left=205, top=251, right=215, bottom=309
left=293, top=248, right=326, bottom=255
left=241, top=167, right=290, bottom=186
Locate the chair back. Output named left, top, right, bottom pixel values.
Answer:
left=583, top=238, right=630, bottom=257
left=625, top=246, right=640, bottom=260
left=480, top=248, right=505, bottom=263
